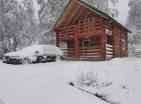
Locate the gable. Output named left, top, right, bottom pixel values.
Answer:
left=53, top=0, right=131, bottom=33
left=53, top=0, right=83, bottom=30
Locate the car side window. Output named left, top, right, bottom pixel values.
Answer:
left=43, top=46, right=55, bottom=52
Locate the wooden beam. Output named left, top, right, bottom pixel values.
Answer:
left=101, top=19, right=106, bottom=60
left=54, top=0, right=75, bottom=29
left=59, top=30, right=102, bottom=41
left=75, top=38, right=80, bottom=58
left=56, top=31, right=60, bottom=47
left=64, top=5, right=81, bottom=27
left=70, top=6, right=85, bottom=25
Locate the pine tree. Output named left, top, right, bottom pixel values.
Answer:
left=128, top=0, right=141, bottom=30
left=22, top=0, right=40, bottom=45
left=0, top=0, right=20, bottom=54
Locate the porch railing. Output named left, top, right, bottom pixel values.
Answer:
left=59, top=17, right=103, bottom=40
left=80, top=46, right=102, bottom=58
left=106, top=44, right=113, bottom=59
left=62, top=48, right=75, bottom=57
left=62, top=46, right=102, bottom=58
left=59, top=25, right=77, bottom=39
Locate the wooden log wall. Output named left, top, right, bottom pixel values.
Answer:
left=57, top=8, right=107, bottom=60
left=113, top=24, right=128, bottom=57
left=56, top=2, right=128, bottom=60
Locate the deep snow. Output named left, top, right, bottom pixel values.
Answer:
left=0, top=58, right=141, bottom=104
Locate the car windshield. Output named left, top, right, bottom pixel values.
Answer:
left=43, top=46, right=56, bottom=52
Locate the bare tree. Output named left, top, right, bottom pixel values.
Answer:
left=0, top=0, right=18, bottom=54
left=126, top=0, right=141, bottom=56
left=22, top=0, right=40, bottom=45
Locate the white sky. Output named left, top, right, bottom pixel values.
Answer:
left=117, top=0, right=130, bottom=24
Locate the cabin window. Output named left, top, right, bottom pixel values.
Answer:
left=67, top=41, right=75, bottom=48
left=122, top=39, right=126, bottom=51
left=107, top=35, right=113, bottom=45
left=83, top=40, right=90, bottom=48
left=80, top=36, right=101, bottom=48
left=106, top=28, right=112, bottom=36
left=80, top=39, right=90, bottom=48
left=60, top=42, right=68, bottom=49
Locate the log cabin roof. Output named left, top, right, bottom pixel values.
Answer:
left=52, top=0, right=131, bottom=33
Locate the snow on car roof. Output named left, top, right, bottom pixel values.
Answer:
left=5, top=45, right=63, bottom=57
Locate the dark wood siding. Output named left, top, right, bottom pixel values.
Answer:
left=113, top=25, right=128, bottom=57
left=54, top=0, right=129, bottom=60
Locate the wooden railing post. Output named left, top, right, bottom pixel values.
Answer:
left=102, top=19, right=107, bottom=60
left=56, top=31, right=60, bottom=47
left=75, top=38, right=80, bottom=58
left=93, top=17, right=95, bottom=31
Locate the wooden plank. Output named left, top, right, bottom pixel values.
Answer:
left=80, top=46, right=101, bottom=49
left=64, top=51, right=75, bottom=54
left=80, top=56, right=102, bottom=58
left=64, top=4, right=81, bottom=27
left=80, top=49, right=101, bottom=53
left=60, top=25, right=77, bottom=30
left=56, top=31, right=60, bottom=47
left=60, top=28, right=75, bottom=34
left=62, top=48, right=75, bottom=51
left=80, top=53, right=101, bottom=56
left=59, top=30, right=102, bottom=41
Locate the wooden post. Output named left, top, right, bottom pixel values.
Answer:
left=75, top=38, right=80, bottom=58
left=101, top=33, right=106, bottom=60
left=126, top=32, right=128, bottom=57
left=56, top=31, right=60, bottom=47
left=112, top=25, right=116, bottom=58
left=101, top=19, right=106, bottom=60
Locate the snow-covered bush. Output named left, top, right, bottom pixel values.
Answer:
left=74, top=69, right=120, bottom=104
left=76, top=70, right=101, bottom=88
left=75, top=70, right=113, bottom=89
left=74, top=68, right=133, bottom=104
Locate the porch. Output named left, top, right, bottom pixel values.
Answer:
left=57, top=17, right=104, bottom=42
left=60, top=36, right=114, bottom=60
left=57, top=17, right=114, bottom=60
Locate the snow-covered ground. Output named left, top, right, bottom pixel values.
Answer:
left=0, top=58, right=141, bottom=104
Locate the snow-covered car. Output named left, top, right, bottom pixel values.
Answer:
left=3, top=45, right=63, bottom=64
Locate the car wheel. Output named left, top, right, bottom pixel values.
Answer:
left=36, top=56, right=44, bottom=63
left=22, top=57, right=32, bottom=64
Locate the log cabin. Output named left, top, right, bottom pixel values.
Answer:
left=52, top=0, right=131, bottom=61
